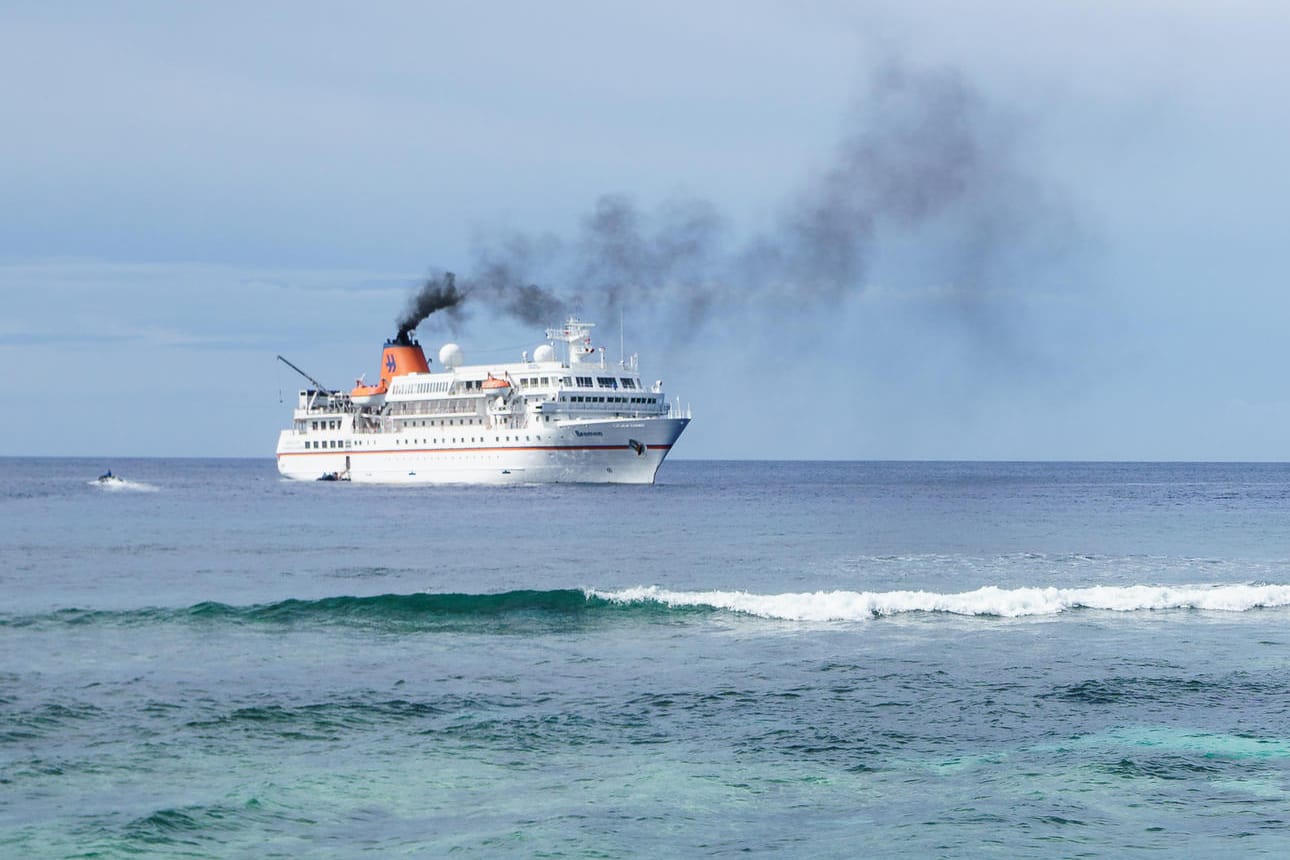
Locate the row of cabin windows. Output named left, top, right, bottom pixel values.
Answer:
left=384, top=376, right=641, bottom=393
left=518, top=376, right=639, bottom=390
left=311, top=419, right=341, bottom=430
left=395, top=381, right=450, bottom=395
left=400, top=418, right=480, bottom=428
left=563, top=395, right=657, bottom=404
left=392, top=435, right=542, bottom=446
left=520, top=376, right=567, bottom=388
left=309, top=435, right=551, bottom=451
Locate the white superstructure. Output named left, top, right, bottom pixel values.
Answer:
left=275, top=318, right=690, bottom=484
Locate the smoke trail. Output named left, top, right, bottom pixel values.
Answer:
left=395, top=272, right=465, bottom=342
left=466, top=233, right=565, bottom=326
left=422, top=59, right=1079, bottom=343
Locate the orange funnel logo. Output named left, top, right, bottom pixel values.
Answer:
left=379, top=339, right=430, bottom=387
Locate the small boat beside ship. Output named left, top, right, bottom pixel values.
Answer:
left=275, top=318, right=690, bottom=484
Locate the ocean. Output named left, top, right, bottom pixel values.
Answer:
left=3, top=458, right=1289, bottom=857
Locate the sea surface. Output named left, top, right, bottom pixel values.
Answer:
left=3, top=458, right=1290, bottom=857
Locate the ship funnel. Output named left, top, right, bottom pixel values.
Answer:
left=380, top=335, right=431, bottom=387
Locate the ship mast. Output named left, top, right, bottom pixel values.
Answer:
left=546, top=318, right=596, bottom=366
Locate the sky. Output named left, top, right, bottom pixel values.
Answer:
left=3, top=0, right=1289, bottom=460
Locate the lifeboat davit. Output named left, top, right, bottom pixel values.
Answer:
left=482, top=374, right=512, bottom=397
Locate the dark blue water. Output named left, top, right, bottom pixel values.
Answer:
left=3, top=459, right=1290, bottom=856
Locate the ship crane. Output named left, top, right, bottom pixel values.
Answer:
left=276, top=354, right=333, bottom=396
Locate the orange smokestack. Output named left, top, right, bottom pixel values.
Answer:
left=380, top=336, right=430, bottom=387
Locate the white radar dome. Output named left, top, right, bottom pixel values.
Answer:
left=533, top=344, right=556, bottom=363
left=438, top=343, right=464, bottom=368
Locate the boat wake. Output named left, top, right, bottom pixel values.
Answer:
left=89, top=478, right=159, bottom=493
left=590, top=583, right=1290, bottom=620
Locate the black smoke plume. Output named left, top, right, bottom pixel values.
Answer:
left=418, top=60, right=1080, bottom=345
left=466, top=234, right=565, bottom=326
left=394, top=272, right=466, bottom=342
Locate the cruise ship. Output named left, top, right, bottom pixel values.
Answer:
left=275, top=319, right=690, bottom=484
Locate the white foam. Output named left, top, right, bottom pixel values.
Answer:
left=588, top=583, right=1290, bottom=621
left=89, top=478, right=159, bottom=493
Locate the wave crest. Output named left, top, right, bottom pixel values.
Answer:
left=589, top=583, right=1290, bottom=621
left=7, top=584, right=1290, bottom=630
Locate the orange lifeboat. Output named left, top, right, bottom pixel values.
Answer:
left=482, top=374, right=512, bottom=397
left=350, top=379, right=388, bottom=409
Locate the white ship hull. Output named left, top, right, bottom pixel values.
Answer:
left=276, top=417, right=689, bottom=485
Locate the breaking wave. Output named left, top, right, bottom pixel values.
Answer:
left=590, top=583, right=1290, bottom=620
left=5, top=584, right=1290, bottom=630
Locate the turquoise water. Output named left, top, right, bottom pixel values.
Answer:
left=3, top=459, right=1290, bottom=856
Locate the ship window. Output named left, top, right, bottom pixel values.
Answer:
left=620, top=378, right=635, bottom=388
left=597, top=377, right=615, bottom=387
left=541, top=377, right=549, bottom=385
